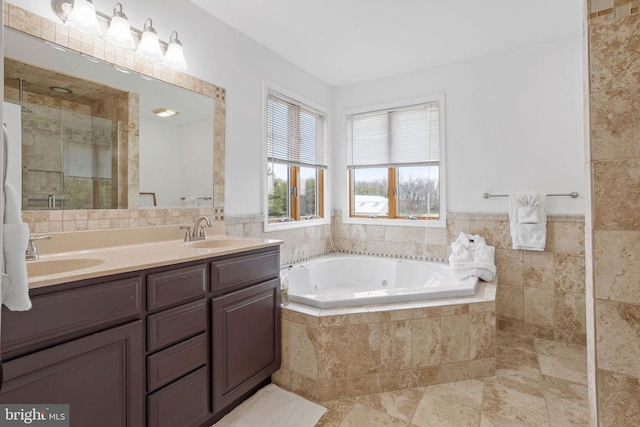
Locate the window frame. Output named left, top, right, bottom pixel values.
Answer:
left=263, top=82, right=330, bottom=231
left=344, top=95, right=446, bottom=228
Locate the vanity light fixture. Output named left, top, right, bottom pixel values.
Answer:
left=66, top=0, right=102, bottom=36
left=152, top=108, right=179, bottom=118
left=163, top=31, right=187, bottom=71
left=51, top=0, right=188, bottom=71
left=104, top=3, right=135, bottom=50
left=136, top=19, right=164, bottom=62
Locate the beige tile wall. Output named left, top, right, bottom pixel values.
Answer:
left=227, top=212, right=586, bottom=346
left=273, top=298, right=496, bottom=401
left=588, top=9, right=640, bottom=426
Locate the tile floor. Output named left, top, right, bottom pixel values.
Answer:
left=314, top=331, right=589, bottom=426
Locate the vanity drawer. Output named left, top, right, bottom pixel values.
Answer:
left=2, top=276, right=142, bottom=356
left=147, top=300, right=206, bottom=352
left=147, top=366, right=211, bottom=427
left=211, top=248, right=279, bottom=295
left=147, top=263, right=207, bottom=311
left=147, top=333, right=207, bottom=393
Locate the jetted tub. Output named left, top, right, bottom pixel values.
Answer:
left=284, top=254, right=479, bottom=309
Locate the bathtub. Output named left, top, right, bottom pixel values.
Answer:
left=284, top=254, right=479, bottom=309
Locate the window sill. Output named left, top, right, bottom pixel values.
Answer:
left=341, top=215, right=446, bottom=228
left=264, top=216, right=331, bottom=233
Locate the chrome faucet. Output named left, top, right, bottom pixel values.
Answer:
left=26, top=235, right=52, bottom=261
left=181, top=216, right=212, bottom=242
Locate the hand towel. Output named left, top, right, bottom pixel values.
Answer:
left=508, top=192, right=546, bottom=251
left=2, top=182, right=31, bottom=311
left=448, top=232, right=496, bottom=281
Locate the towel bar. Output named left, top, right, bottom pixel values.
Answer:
left=482, top=192, right=579, bottom=199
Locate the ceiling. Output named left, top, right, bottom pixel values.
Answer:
left=189, top=0, right=584, bottom=87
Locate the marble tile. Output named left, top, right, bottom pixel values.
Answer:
left=346, top=374, right=381, bottom=397
left=304, top=331, right=589, bottom=426
left=347, top=323, right=381, bottom=376
left=316, top=398, right=355, bottom=427
left=554, top=290, right=586, bottom=334
left=495, top=249, right=524, bottom=286
left=596, top=299, right=640, bottom=376
left=380, top=321, right=412, bottom=371
left=589, top=13, right=640, bottom=92
left=535, top=339, right=588, bottom=385
left=597, top=368, right=640, bottom=427
left=496, top=284, right=524, bottom=322
left=317, top=327, right=349, bottom=379
left=412, top=393, right=481, bottom=427
left=480, top=376, right=549, bottom=426
left=411, top=318, right=441, bottom=367
left=590, top=89, right=640, bottom=161
left=554, top=253, right=586, bottom=294
left=469, top=311, right=496, bottom=361
left=354, top=388, right=424, bottom=423
left=552, top=222, right=585, bottom=255
left=592, top=159, right=640, bottom=230
left=422, top=379, right=485, bottom=409
left=523, top=288, right=554, bottom=327
left=380, top=370, right=415, bottom=393
left=470, top=358, right=496, bottom=379
left=290, top=323, right=318, bottom=378
left=523, top=251, right=554, bottom=290
left=542, top=376, right=590, bottom=427
left=594, top=230, right=640, bottom=303
left=440, top=315, right=470, bottom=363
left=339, top=403, right=408, bottom=427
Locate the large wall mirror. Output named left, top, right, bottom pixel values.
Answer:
left=2, top=24, right=224, bottom=214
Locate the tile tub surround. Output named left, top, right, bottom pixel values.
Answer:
left=588, top=7, right=640, bottom=426
left=272, top=282, right=496, bottom=402
left=333, top=211, right=587, bottom=346
left=226, top=212, right=585, bottom=346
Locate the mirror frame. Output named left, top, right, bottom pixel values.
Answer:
left=3, top=3, right=226, bottom=231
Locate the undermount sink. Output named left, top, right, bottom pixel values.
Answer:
left=27, top=258, right=105, bottom=277
left=185, top=239, right=248, bottom=249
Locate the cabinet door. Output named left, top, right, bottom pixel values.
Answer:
left=0, top=321, right=144, bottom=427
left=212, top=278, right=280, bottom=413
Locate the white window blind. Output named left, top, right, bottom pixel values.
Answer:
left=267, top=91, right=327, bottom=168
left=347, top=102, right=440, bottom=168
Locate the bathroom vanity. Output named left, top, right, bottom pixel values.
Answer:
left=0, top=234, right=281, bottom=427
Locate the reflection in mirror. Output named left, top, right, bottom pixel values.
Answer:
left=3, top=27, right=215, bottom=210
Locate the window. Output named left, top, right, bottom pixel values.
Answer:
left=347, top=100, right=442, bottom=221
left=266, top=90, right=327, bottom=223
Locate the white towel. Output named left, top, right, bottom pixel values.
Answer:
left=508, top=192, right=546, bottom=251
left=2, top=182, right=31, bottom=311
left=448, top=232, right=496, bottom=282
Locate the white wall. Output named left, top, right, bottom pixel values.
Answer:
left=139, top=117, right=181, bottom=206
left=179, top=118, right=214, bottom=204
left=333, top=36, right=585, bottom=215
left=9, top=0, right=334, bottom=216
left=8, top=1, right=584, bottom=217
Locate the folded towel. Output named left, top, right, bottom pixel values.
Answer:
left=508, top=192, right=546, bottom=251
left=2, top=183, right=31, bottom=311
left=448, top=232, right=496, bottom=281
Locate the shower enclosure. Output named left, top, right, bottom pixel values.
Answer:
left=20, top=102, right=119, bottom=210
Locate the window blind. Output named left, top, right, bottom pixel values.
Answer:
left=347, top=102, right=439, bottom=168
left=267, top=91, right=327, bottom=168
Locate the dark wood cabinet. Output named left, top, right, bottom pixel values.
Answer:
left=0, top=321, right=144, bottom=427
left=212, top=277, right=281, bottom=412
left=0, top=245, right=280, bottom=427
